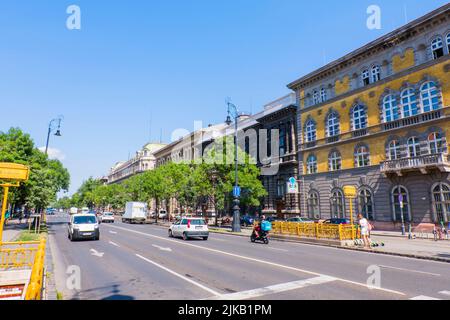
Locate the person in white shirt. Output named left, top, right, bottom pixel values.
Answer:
left=358, top=214, right=371, bottom=249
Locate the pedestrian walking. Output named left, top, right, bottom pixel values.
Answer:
left=358, top=214, right=371, bottom=249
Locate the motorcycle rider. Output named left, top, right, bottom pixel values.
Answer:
left=253, top=215, right=267, bottom=239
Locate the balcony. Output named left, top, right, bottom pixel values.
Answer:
left=383, top=109, right=443, bottom=131
left=380, top=153, right=450, bottom=176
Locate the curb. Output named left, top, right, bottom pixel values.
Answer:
left=150, top=222, right=450, bottom=264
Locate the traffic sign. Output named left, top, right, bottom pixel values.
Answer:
left=233, top=186, right=241, bottom=198
left=0, top=163, right=30, bottom=181
left=287, top=177, right=298, bottom=194
left=343, top=186, right=357, bottom=198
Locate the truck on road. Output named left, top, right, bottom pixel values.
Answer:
left=122, top=202, right=148, bottom=224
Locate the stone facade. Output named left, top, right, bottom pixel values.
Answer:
left=288, top=4, right=450, bottom=229
left=107, top=143, right=166, bottom=184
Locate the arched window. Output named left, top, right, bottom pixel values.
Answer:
left=420, top=81, right=440, bottom=112
left=306, top=155, right=317, bottom=174
left=431, top=36, right=444, bottom=59
left=313, top=90, right=320, bottom=105
left=359, top=188, right=374, bottom=220
left=388, top=140, right=400, bottom=160
left=428, top=132, right=445, bottom=154
left=432, top=183, right=450, bottom=223
left=383, top=95, right=399, bottom=122
left=330, top=189, right=345, bottom=218
left=320, top=88, right=327, bottom=102
left=352, top=105, right=367, bottom=130
left=407, top=137, right=420, bottom=158
left=362, top=69, right=370, bottom=86
left=329, top=151, right=342, bottom=171
left=401, top=88, right=419, bottom=117
left=355, top=145, right=370, bottom=167
left=326, top=112, right=340, bottom=137
left=304, top=119, right=317, bottom=143
left=392, top=186, right=411, bottom=222
left=308, top=191, right=320, bottom=219
left=371, top=65, right=381, bottom=83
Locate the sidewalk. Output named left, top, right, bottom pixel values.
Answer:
left=1, top=219, right=27, bottom=242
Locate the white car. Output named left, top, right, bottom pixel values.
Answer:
left=100, top=212, right=115, bottom=223
left=68, top=214, right=100, bottom=241
left=168, top=218, right=209, bottom=241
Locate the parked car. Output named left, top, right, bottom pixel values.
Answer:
left=266, top=217, right=285, bottom=223
left=287, top=217, right=315, bottom=223
left=240, top=215, right=256, bottom=227
left=322, top=218, right=352, bottom=225
left=68, top=214, right=100, bottom=241
left=100, top=212, right=115, bottom=223
left=168, top=218, right=209, bottom=241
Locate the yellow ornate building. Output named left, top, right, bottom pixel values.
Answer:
left=288, top=4, right=450, bottom=228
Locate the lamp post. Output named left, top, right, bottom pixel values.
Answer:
left=45, top=116, right=63, bottom=156
left=225, top=101, right=241, bottom=233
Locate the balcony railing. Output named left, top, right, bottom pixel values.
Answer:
left=383, top=109, right=443, bottom=131
left=380, top=153, right=450, bottom=174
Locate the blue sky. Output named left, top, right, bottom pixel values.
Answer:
left=0, top=0, right=447, bottom=195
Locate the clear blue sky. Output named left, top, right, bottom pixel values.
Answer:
left=0, top=0, right=447, bottom=195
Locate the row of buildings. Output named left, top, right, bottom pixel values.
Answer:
left=105, top=4, right=450, bottom=230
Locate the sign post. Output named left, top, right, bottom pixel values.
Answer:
left=343, top=186, right=357, bottom=240
left=0, top=163, right=30, bottom=243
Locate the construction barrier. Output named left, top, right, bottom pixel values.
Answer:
left=273, top=222, right=358, bottom=241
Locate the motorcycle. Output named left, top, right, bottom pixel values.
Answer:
left=250, top=230, right=269, bottom=244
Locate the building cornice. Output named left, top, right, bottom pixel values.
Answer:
left=287, top=3, right=450, bottom=90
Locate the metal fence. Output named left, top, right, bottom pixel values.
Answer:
left=273, top=222, right=358, bottom=241
left=0, top=239, right=46, bottom=300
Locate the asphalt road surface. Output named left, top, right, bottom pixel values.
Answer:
left=47, top=214, right=450, bottom=300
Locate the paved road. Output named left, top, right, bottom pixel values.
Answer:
left=47, top=214, right=450, bottom=300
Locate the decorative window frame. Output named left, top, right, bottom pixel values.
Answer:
left=350, top=102, right=368, bottom=131
left=430, top=35, right=444, bottom=59
left=354, top=142, right=371, bottom=168
left=390, top=185, right=412, bottom=222
left=307, top=189, right=321, bottom=219
left=328, top=148, right=342, bottom=172
left=330, top=187, right=346, bottom=219
left=418, top=77, right=443, bottom=112
left=303, top=116, right=317, bottom=143
left=306, top=153, right=318, bottom=175
left=379, top=88, right=399, bottom=123
left=357, top=186, right=376, bottom=221
left=431, top=182, right=450, bottom=223
left=325, top=108, right=341, bottom=138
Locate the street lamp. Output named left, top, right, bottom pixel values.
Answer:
left=45, top=116, right=63, bottom=156
left=226, top=101, right=241, bottom=233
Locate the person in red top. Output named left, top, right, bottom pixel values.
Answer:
left=253, top=215, right=266, bottom=238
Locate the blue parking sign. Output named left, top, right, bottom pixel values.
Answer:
left=233, top=186, right=241, bottom=197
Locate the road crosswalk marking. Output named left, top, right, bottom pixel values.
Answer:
left=208, top=276, right=336, bottom=300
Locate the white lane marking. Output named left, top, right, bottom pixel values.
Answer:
left=378, top=265, right=441, bottom=277
left=108, top=225, right=405, bottom=296
left=439, top=291, right=450, bottom=296
left=109, top=241, right=120, bottom=248
left=136, top=254, right=220, bottom=296
left=109, top=231, right=118, bottom=234
left=90, top=249, right=104, bottom=258
left=209, top=276, right=336, bottom=300
left=152, top=244, right=172, bottom=252
left=410, top=295, right=441, bottom=300
left=267, top=247, right=289, bottom=252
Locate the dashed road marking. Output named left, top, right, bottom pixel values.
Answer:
left=136, top=254, right=220, bottom=296
left=378, top=265, right=441, bottom=277
left=109, top=241, right=120, bottom=248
